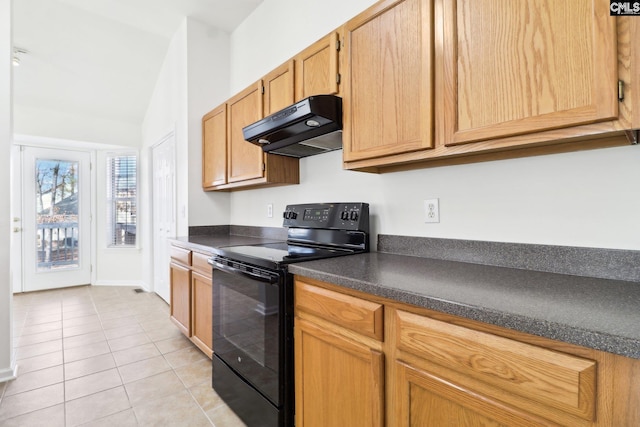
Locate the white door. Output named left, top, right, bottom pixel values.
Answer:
left=152, top=134, right=176, bottom=303
left=22, top=147, right=92, bottom=291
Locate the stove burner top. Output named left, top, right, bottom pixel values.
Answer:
left=212, top=203, right=370, bottom=270
left=214, top=242, right=355, bottom=267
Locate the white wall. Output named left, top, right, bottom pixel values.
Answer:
left=186, top=21, right=231, bottom=227
left=14, top=105, right=141, bottom=147
left=0, top=0, right=15, bottom=382
left=141, top=19, right=188, bottom=293
left=142, top=18, right=231, bottom=290
left=230, top=0, right=378, bottom=92
left=226, top=0, right=640, bottom=251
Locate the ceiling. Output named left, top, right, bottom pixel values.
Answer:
left=12, top=0, right=264, bottom=126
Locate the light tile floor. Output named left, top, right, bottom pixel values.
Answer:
left=0, top=285, right=247, bottom=426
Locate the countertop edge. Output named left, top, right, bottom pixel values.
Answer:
left=288, top=263, right=640, bottom=360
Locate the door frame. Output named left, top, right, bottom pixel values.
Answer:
left=10, top=145, right=23, bottom=294
left=12, top=135, right=103, bottom=292
left=150, top=131, right=177, bottom=303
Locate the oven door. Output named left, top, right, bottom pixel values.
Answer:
left=210, top=257, right=285, bottom=407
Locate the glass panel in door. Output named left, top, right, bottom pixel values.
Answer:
left=35, top=158, right=80, bottom=271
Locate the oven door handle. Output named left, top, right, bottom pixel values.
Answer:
left=211, top=260, right=279, bottom=284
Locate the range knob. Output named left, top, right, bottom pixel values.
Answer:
left=340, top=211, right=350, bottom=221
left=350, top=211, right=359, bottom=221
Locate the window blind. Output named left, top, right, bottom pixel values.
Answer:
left=107, top=155, right=137, bottom=247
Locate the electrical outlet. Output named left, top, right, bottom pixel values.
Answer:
left=267, top=203, right=273, bottom=218
left=424, top=199, right=440, bottom=223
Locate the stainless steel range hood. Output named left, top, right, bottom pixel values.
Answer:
left=243, top=95, right=342, bottom=158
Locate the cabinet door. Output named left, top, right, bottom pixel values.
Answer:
left=395, top=309, right=596, bottom=424
left=264, top=60, right=295, bottom=114
left=227, top=81, right=265, bottom=183
left=443, top=0, right=618, bottom=146
left=294, top=31, right=340, bottom=101
left=202, top=104, right=227, bottom=188
left=295, top=319, right=384, bottom=427
left=394, top=361, right=560, bottom=426
left=170, top=262, right=191, bottom=336
left=191, top=270, right=213, bottom=358
left=343, top=0, right=434, bottom=162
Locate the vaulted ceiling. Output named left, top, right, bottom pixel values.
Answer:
left=12, top=0, right=264, bottom=126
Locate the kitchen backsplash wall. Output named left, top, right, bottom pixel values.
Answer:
left=228, top=147, right=640, bottom=251
left=215, top=0, right=640, bottom=252
left=377, top=235, right=640, bottom=282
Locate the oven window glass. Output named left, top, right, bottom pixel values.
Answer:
left=213, top=268, right=281, bottom=405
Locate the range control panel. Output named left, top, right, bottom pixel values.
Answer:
left=283, top=202, right=369, bottom=232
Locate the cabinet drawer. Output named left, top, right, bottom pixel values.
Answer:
left=295, top=280, right=383, bottom=341
left=395, top=310, right=596, bottom=420
left=192, top=252, right=212, bottom=277
left=170, top=245, right=192, bottom=266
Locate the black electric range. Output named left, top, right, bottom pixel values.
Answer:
left=208, top=202, right=369, bottom=427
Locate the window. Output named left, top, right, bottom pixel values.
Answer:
left=107, top=154, right=137, bottom=247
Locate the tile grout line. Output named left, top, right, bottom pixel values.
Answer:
left=3, top=287, right=229, bottom=426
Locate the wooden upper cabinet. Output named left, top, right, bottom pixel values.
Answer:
left=634, top=18, right=640, bottom=130
left=201, top=63, right=299, bottom=191
left=202, top=104, right=227, bottom=188
left=342, top=0, right=434, bottom=162
left=294, top=31, right=340, bottom=101
left=443, top=0, right=619, bottom=146
left=264, top=60, right=295, bottom=114
left=227, top=81, right=265, bottom=183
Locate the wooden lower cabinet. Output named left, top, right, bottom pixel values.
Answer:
left=295, top=279, right=385, bottom=427
left=169, top=245, right=213, bottom=358
left=191, top=270, right=213, bottom=357
left=394, top=361, right=559, bottom=426
left=169, top=261, right=191, bottom=336
left=294, top=276, right=640, bottom=427
left=394, top=308, right=596, bottom=425
left=295, top=319, right=384, bottom=427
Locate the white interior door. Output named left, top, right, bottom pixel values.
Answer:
left=22, top=146, right=92, bottom=291
left=152, top=134, right=176, bottom=303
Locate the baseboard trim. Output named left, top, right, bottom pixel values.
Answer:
left=92, top=280, right=148, bottom=291
left=0, top=363, right=17, bottom=384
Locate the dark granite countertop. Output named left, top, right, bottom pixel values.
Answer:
left=170, top=229, right=640, bottom=360
left=288, top=252, right=640, bottom=359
